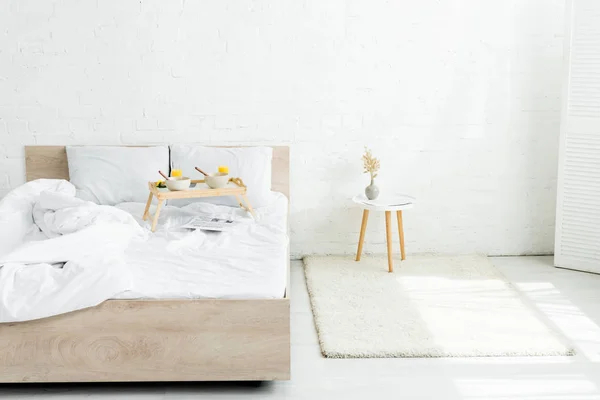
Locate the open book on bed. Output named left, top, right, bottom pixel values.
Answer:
left=181, top=215, right=240, bottom=232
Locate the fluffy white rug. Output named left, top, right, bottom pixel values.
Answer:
left=303, top=255, right=574, bottom=358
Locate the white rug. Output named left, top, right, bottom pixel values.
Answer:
left=303, top=255, right=574, bottom=358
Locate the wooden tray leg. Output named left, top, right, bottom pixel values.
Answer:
left=151, top=199, right=164, bottom=232
left=234, top=194, right=256, bottom=218
left=143, top=192, right=153, bottom=221
left=241, top=194, right=256, bottom=218
left=234, top=194, right=244, bottom=209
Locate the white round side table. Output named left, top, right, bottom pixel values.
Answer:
left=352, top=194, right=415, bottom=273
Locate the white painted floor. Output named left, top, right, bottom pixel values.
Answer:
left=3, top=256, right=600, bottom=399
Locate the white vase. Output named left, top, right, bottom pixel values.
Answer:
left=365, top=178, right=379, bottom=200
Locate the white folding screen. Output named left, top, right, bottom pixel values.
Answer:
left=555, top=0, right=600, bottom=273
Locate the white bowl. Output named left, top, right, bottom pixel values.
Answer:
left=205, top=173, right=229, bottom=189
left=166, top=176, right=191, bottom=191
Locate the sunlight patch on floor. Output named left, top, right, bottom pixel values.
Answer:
left=516, top=281, right=600, bottom=362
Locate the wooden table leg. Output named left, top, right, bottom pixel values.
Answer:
left=151, top=199, right=164, bottom=232
left=142, top=192, right=153, bottom=221
left=397, top=210, right=405, bottom=261
left=356, top=210, right=369, bottom=261
left=385, top=211, right=393, bottom=273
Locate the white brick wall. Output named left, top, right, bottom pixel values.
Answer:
left=0, top=0, right=565, bottom=257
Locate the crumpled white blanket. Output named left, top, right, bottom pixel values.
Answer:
left=0, top=179, right=146, bottom=323
left=0, top=179, right=289, bottom=323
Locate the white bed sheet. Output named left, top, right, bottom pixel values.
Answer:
left=114, top=192, right=289, bottom=300
left=0, top=180, right=288, bottom=322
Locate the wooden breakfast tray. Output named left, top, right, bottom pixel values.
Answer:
left=142, top=177, right=255, bottom=232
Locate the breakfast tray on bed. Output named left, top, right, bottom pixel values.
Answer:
left=143, top=177, right=255, bottom=232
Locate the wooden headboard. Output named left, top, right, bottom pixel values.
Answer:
left=25, top=146, right=290, bottom=198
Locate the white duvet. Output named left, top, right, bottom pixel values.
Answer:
left=0, top=179, right=288, bottom=323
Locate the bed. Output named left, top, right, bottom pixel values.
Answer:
left=0, top=145, right=290, bottom=383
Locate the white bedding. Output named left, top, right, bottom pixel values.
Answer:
left=0, top=180, right=288, bottom=323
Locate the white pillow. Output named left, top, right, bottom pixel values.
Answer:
left=170, top=145, right=273, bottom=208
left=66, top=146, right=169, bottom=205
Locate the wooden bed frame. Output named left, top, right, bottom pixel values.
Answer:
left=0, top=145, right=290, bottom=383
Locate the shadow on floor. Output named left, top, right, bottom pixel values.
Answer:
left=0, top=381, right=270, bottom=396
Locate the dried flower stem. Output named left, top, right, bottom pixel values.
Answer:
left=362, top=146, right=380, bottom=181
